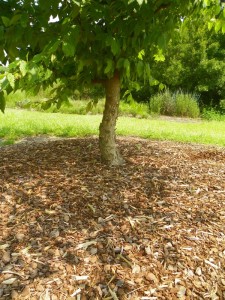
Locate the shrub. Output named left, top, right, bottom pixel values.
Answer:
left=220, top=99, right=225, bottom=111
left=149, top=89, right=174, bottom=115
left=119, top=101, right=149, bottom=118
left=149, top=89, right=200, bottom=118
left=175, top=91, right=200, bottom=118
left=201, top=108, right=225, bottom=121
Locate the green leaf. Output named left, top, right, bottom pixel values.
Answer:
left=123, top=90, right=131, bottom=98
left=8, top=60, right=19, bottom=71
left=7, top=73, right=15, bottom=89
left=159, top=83, right=165, bottom=90
left=214, top=5, right=221, bottom=16
left=111, top=39, right=120, bottom=56
left=215, top=20, right=221, bottom=33
left=124, top=59, right=130, bottom=78
left=116, top=58, right=124, bottom=69
left=19, top=60, right=28, bottom=76
left=32, top=54, right=43, bottom=63
left=47, top=40, right=61, bottom=54
left=71, top=0, right=81, bottom=5
left=51, top=54, right=56, bottom=63
left=8, top=47, right=19, bottom=59
left=136, top=61, right=144, bottom=77
left=57, top=93, right=68, bottom=108
left=137, top=0, right=144, bottom=5
left=70, top=4, right=80, bottom=19
left=127, top=94, right=134, bottom=103
left=154, top=49, right=165, bottom=62
left=9, top=14, right=21, bottom=26
left=0, top=91, right=5, bottom=113
left=0, top=49, right=4, bottom=62
left=130, top=81, right=141, bottom=91
left=20, top=13, right=29, bottom=28
left=62, top=17, right=71, bottom=25
left=1, top=78, right=9, bottom=90
left=66, top=26, right=80, bottom=52
left=145, top=64, right=151, bottom=78
left=0, top=26, right=4, bottom=41
left=44, top=69, right=52, bottom=80
left=222, top=22, right=225, bottom=34
left=1, top=16, right=10, bottom=27
left=208, top=21, right=214, bottom=31
left=77, top=60, right=85, bottom=73
left=86, top=101, right=93, bottom=112
left=203, top=0, right=210, bottom=7
left=150, top=79, right=159, bottom=86
left=138, top=49, right=145, bottom=60
left=56, top=100, right=62, bottom=109
left=70, top=25, right=80, bottom=40
left=41, top=99, right=52, bottom=110
left=62, top=41, right=75, bottom=57
left=104, top=59, right=113, bottom=74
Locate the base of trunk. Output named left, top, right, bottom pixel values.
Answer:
left=99, top=136, right=125, bottom=166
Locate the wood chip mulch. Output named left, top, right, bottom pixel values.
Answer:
left=0, top=137, right=224, bottom=300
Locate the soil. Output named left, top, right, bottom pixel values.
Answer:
left=0, top=137, right=225, bottom=300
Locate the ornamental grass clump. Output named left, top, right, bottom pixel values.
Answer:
left=175, top=91, right=200, bottom=118
left=149, top=89, right=200, bottom=118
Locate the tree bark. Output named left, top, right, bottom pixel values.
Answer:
left=99, top=71, right=124, bottom=166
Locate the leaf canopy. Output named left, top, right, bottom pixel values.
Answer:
left=0, top=0, right=224, bottom=111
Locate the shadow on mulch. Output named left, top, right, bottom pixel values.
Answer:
left=0, top=137, right=225, bottom=299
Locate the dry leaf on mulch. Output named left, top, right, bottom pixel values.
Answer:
left=0, top=137, right=225, bottom=300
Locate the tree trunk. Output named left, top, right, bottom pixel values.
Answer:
left=99, top=71, right=124, bottom=166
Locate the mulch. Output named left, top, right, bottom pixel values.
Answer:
left=0, top=137, right=225, bottom=300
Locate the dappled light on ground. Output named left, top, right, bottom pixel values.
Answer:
left=0, top=138, right=225, bottom=299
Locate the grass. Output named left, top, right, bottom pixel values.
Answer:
left=45, top=99, right=106, bottom=115
left=5, top=91, right=150, bottom=118
left=0, top=109, right=225, bottom=147
left=5, top=89, right=225, bottom=121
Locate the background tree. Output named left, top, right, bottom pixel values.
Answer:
left=0, top=0, right=224, bottom=165
left=151, top=17, right=225, bottom=108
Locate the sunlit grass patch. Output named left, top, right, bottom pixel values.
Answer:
left=0, top=109, right=224, bottom=147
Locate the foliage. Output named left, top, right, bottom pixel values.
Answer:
left=201, top=107, right=225, bottom=121
left=220, top=99, right=225, bottom=111
left=119, top=101, right=149, bottom=118
left=5, top=87, right=105, bottom=114
left=149, top=89, right=173, bottom=115
left=5, top=88, right=150, bottom=117
left=148, top=16, right=225, bottom=107
left=175, top=91, right=200, bottom=118
left=6, top=87, right=202, bottom=119
left=129, top=85, right=156, bottom=103
left=46, top=100, right=105, bottom=115
left=0, top=0, right=224, bottom=112
left=149, top=89, right=200, bottom=118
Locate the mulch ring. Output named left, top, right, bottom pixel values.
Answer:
left=0, top=137, right=225, bottom=300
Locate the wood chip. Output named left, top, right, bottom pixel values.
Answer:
left=0, top=138, right=224, bottom=299
left=2, top=278, right=17, bottom=285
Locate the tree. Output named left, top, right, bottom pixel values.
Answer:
left=149, top=17, right=225, bottom=107
left=0, top=0, right=224, bottom=165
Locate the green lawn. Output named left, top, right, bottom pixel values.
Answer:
left=0, top=109, right=225, bottom=146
